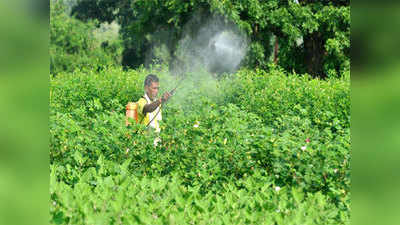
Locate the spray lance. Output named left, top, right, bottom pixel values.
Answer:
left=169, top=75, right=186, bottom=96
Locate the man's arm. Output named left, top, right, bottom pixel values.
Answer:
left=143, top=92, right=171, bottom=114
left=143, top=98, right=162, bottom=114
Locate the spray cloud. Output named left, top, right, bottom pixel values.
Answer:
left=173, top=15, right=248, bottom=75
left=151, top=14, right=248, bottom=112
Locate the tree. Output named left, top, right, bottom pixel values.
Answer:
left=216, top=0, right=350, bottom=77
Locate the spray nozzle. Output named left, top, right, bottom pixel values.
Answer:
left=170, top=88, right=177, bottom=95
left=169, top=76, right=186, bottom=95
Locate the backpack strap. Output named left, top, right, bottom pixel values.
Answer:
left=140, top=95, right=148, bottom=114
left=133, top=96, right=147, bottom=125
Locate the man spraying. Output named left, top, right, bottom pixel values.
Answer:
left=137, top=74, right=171, bottom=133
left=126, top=74, right=185, bottom=145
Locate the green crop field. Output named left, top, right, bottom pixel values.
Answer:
left=50, top=66, right=350, bottom=224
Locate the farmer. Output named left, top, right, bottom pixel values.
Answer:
left=137, top=74, right=171, bottom=135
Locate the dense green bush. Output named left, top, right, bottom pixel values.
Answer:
left=50, top=0, right=122, bottom=75
left=221, top=68, right=350, bottom=130
left=51, top=167, right=347, bottom=224
left=50, top=66, right=350, bottom=224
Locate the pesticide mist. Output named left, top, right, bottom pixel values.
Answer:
left=173, top=18, right=248, bottom=75
left=157, top=16, right=248, bottom=112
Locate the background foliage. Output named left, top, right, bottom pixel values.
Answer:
left=50, top=0, right=350, bottom=78
left=50, top=1, right=123, bottom=75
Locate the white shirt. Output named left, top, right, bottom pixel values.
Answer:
left=144, top=93, right=162, bottom=132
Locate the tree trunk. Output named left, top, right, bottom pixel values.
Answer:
left=274, top=36, right=279, bottom=65
left=303, top=32, right=326, bottom=78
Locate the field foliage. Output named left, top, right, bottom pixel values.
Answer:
left=50, top=66, right=350, bottom=224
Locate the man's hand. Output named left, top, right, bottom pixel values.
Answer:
left=161, top=92, right=172, bottom=103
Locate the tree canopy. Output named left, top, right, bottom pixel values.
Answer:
left=67, top=0, right=349, bottom=78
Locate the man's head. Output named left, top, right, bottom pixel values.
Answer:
left=144, top=74, right=159, bottom=100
